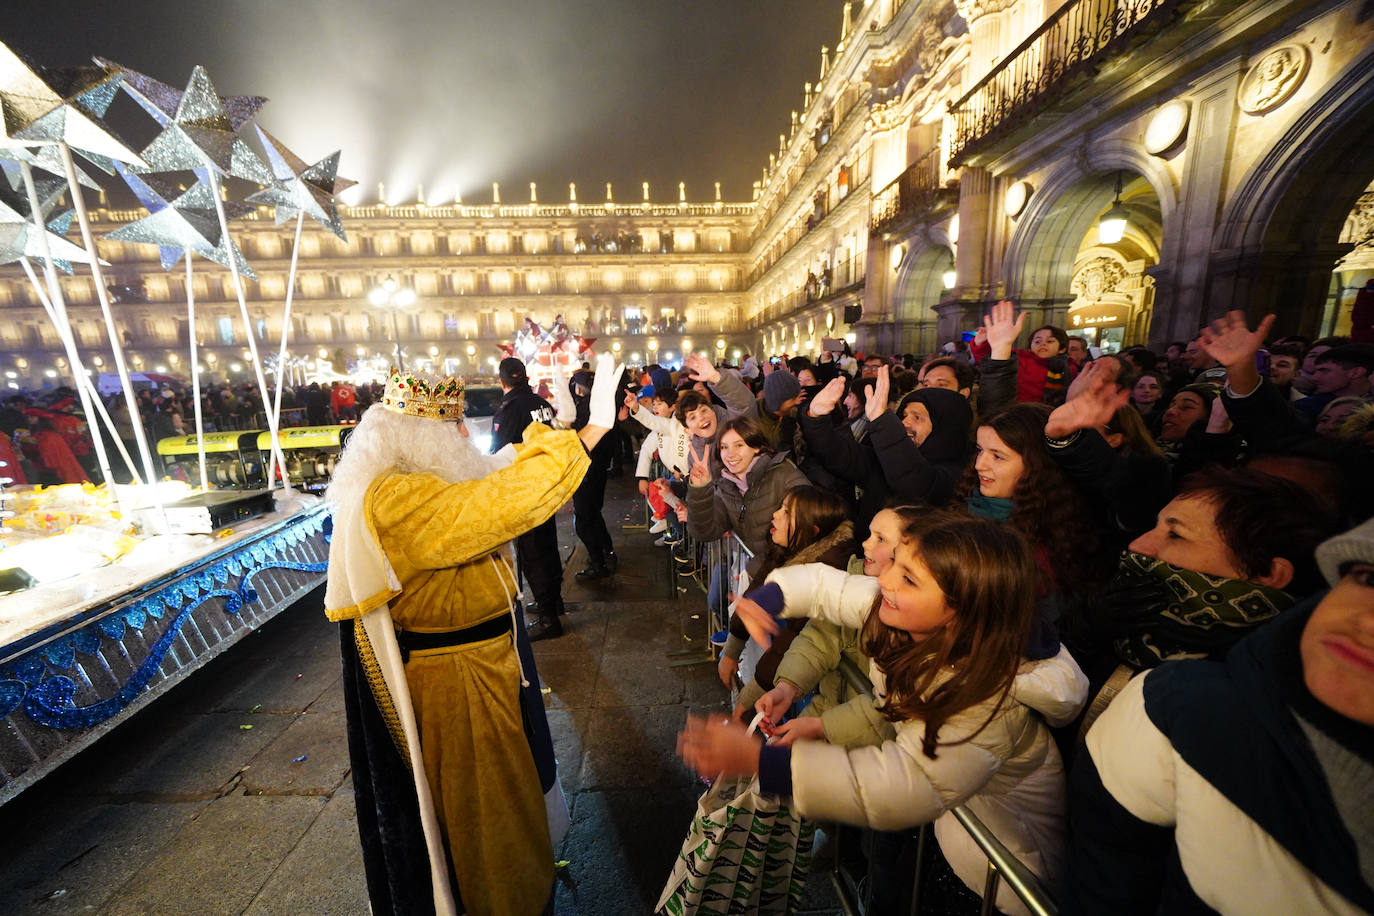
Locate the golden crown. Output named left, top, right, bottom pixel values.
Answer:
left=381, top=368, right=466, bottom=420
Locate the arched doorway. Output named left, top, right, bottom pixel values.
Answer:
left=891, top=244, right=954, bottom=354
left=1006, top=165, right=1166, bottom=349
left=1212, top=46, right=1374, bottom=338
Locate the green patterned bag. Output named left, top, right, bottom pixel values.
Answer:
left=656, top=765, right=815, bottom=914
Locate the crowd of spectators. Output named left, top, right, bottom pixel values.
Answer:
left=0, top=379, right=381, bottom=485
left=620, top=309, right=1374, bottom=914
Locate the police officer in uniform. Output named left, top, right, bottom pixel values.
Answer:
left=493, top=357, right=566, bottom=641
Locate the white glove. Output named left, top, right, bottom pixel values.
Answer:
left=551, top=364, right=576, bottom=426
left=588, top=352, right=624, bottom=429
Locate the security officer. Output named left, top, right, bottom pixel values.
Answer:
left=493, top=357, right=565, bottom=641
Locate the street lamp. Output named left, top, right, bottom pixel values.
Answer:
left=369, top=274, right=417, bottom=370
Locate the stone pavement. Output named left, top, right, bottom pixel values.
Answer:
left=0, top=477, right=843, bottom=915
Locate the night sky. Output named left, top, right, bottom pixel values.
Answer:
left=5, top=1, right=844, bottom=205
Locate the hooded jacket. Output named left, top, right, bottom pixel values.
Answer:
left=756, top=563, right=1088, bottom=916
left=798, top=387, right=972, bottom=536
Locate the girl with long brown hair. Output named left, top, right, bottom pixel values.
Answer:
left=677, top=512, right=1088, bottom=915
left=717, top=484, right=854, bottom=716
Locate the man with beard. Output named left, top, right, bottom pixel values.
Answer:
left=325, top=354, right=619, bottom=916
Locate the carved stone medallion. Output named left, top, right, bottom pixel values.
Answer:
left=1239, top=45, right=1309, bottom=115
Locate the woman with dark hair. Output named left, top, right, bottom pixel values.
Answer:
left=686, top=415, right=809, bottom=577
left=718, top=484, right=855, bottom=716
left=964, top=402, right=1106, bottom=602
left=1128, top=368, right=1167, bottom=433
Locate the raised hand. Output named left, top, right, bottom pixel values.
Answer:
left=1205, top=391, right=1233, bottom=434
left=683, top=352, right=721, bottom=385
left=865, top=365, right=891, bottom=421
left=587, top=352, right=625, bottom=429
left=808, top=377, right=846, bottom=417
left=688, top=443, right=713, bottom=487
left=1199, top=310, right=1276, bottom=369
left=1066, top=355, right=1121, bottom=403
left=983, top=300, right=1025, bottom=360
left=729, top=593, right=780, bottom=649
left=550, top=363, right=576, bottom=425
left=1045, top=360, right=1131, bottom=439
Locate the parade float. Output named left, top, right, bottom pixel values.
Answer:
left=0, top=46, right=351, bottom=802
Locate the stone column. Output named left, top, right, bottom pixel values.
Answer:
left=1151, top=60, right=1243, bottom=346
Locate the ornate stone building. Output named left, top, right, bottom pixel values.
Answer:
left=3, top=0, right=1374, bottom=389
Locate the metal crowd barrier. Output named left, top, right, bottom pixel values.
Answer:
left=665, top=530, right=752, bottom=669
left=829, top=655, right=1059, bottom=916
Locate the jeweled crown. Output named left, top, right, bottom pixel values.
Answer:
left=381, top=368, right=466, bottom=420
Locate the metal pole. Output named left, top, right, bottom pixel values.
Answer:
left=392, top=303, right=404, bottom=371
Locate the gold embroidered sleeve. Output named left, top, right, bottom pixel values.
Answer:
left=367, top=424, right=589, bottom=570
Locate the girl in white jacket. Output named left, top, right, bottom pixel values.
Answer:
left=676, top=511, right=1087, bottom=915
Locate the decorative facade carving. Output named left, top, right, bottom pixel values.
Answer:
left=867, top=97, right=906, bottom=132
left=1071, top=256, right=1128, bottom=302
left=1239, top=45, right=1309, bottom=114
left=953, top=0, right=1015, bottom=23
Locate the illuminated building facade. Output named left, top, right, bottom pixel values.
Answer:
left=2, top=0, right=1374, bottom=387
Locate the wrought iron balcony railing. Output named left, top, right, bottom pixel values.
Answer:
left=948, top=0, right=1182, bottom=165
left=870, top=147, right=958, bottom=236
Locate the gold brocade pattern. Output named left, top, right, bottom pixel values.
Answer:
left=353, top=620, right=411, bottom=769
left=359, top=424, right=589, bottom=916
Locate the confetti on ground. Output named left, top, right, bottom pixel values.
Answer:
left=690, top=614, right=700, bottom=619
left=240, top=724, right=254, bottom=730
left=249, top=704, right=262, bottom=713
left=682, top=634, right=692, bottom=642
left=294, top=673, right=303, bottom=680
left=540, top=687, right=552, bottom=695
left=46, top=890, right=66, bottom=900
left=292, top=755, right=308, bottom=763
left=555, top=860, right=570, bottom=869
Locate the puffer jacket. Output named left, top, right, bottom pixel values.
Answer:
left=686, top=449, right=808, bottom=577
left=763, top=564, right=1088, bottom=916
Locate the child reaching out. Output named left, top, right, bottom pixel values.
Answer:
left=676, top=512, right=1088, bottom=916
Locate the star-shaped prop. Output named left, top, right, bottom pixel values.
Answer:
left=121, top=65, right=273, bottom=184
left=0, top=172, right=82, bottom=272
left=0, top=197, right=95, bottom=268
left=0, top=42, right=145, bottom=169
left=0, top=145, right=102, bottom=189
left=245, top=127, right=355, bottom=240
left=99, top=59, right=266, bottom=133
left=106, top=163, right=256, bottom=278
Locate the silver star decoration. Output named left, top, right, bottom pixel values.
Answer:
left=98, top=59, right=266, bottom=132
left=120, top=65, right=273, bottom=184
left=0, top=170, right=83, bottom=272
left=0, top=145, right=102, bottom=189
left=0, top=42, right=145, bottom=169
left=106, top=163, right=256, bottom=278
left=245, top=126, right=354, bottom=240
left=0, top=196, right=95, bottom=268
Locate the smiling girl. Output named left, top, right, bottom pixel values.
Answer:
left=677, top=513, right=1088, bottom=915
left=686, top=416, right=809, bottom=578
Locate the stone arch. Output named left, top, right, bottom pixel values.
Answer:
left=1002, top=140, right=1176, bottom=333
left=892, top=240, right=955, bottom=353
left=1211, top=45, right=1374, bottom=336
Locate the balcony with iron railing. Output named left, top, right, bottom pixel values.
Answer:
left=948, top=0, right=1191, bottom=166
left=870, top=147, right=959, bottom=238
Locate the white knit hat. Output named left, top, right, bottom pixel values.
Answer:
left=1315, top=516, right=1374, bottom=587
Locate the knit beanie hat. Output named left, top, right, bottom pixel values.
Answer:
left=1316, top=515, right=1374, bottom=587
left=763, top=371, right=802, bottom=413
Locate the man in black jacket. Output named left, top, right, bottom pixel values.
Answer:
left=493, top=357, right=565, bottom=641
